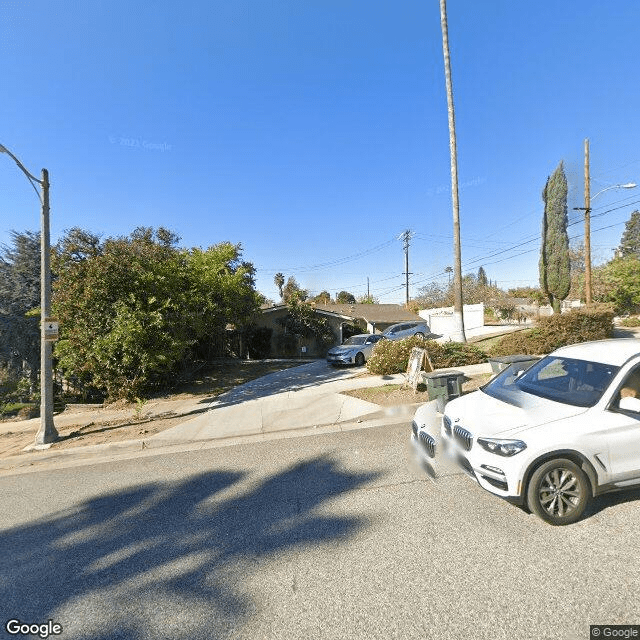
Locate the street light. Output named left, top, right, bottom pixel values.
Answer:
left=590, top=183, right=637, bottom=200
left=574, top=139, right=637, bottom=305
left=0, top=143, right=58, bottom=445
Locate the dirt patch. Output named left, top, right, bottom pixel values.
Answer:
left=51, top=414, right=187, bottom=450
left=341, top=373, right=492, bottom=406
left=0, top=360, right=307, bottom=457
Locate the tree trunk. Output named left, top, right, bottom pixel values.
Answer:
left=549, top=294, right=561, bottom=314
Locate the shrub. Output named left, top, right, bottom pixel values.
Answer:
left=274, top=333, right=298, bottom=357
left=366, top=336, right=487, bottom=375
left=620, top=316, right=640, bottom=327
left=245, top=326, right=273, bottom=359
left=489, top=307, right=614, bottom=356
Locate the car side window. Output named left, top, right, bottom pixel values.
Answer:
left=615, top=368, right=640, bottom=414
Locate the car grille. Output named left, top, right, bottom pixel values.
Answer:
left=411, top=421, right=418, bottom=438
left=443, top=415, right=452, bottom=436
left=418, top=431, right=436, bottom=458
left=453, top=425, right=473, bottom=451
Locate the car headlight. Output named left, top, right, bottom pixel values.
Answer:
left=477, top=438, right=527, bottom=457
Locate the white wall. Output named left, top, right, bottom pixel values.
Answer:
left=419, top=303, right=484, bottom=335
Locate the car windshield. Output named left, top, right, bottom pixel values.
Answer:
left=483, top=356, right=619, bottom=408
left=344, top=336, right=367, bottom=345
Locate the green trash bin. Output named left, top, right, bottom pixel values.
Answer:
left=423, top=369, right=465, bottom=412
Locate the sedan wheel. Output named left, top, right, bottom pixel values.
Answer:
left=354, top=352, right=365, bottom=366
left=414, top=332, right=425, bottom=339
left=526, top=458, right=589, bottom=525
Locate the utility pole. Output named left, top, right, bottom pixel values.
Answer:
left=37, top=168, right=57, bottom=445
left=0, top=145, right=58, bottom=445
left=367, top=277, right=370, bottom=299
left=400, top=230, right=412, bottom=306
left=573, top=140, right=636, bottom=305
left=583, top=138, right=592, bottom=305
left=439, top=0, right=466, bottom=341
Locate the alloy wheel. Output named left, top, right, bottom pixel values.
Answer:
left=538, top=467, right=582, bottom=518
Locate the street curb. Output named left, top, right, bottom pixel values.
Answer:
left=0, top=362, right=492, bottom=476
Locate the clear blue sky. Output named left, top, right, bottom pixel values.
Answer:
left=1, top=1, right=639, bottom=304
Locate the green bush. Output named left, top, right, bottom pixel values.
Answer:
left=274, top=333, right=298, bottom=357
left=489, top=307, right=614, bottom=356
left=620, top=316, right=640, bottom=327
left=366, top=336, right=487, bottom=375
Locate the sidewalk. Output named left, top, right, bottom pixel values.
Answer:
left=0, top=360, right=493, bottom=476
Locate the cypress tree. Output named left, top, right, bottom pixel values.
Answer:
left=539, top=162, right=570, bottom=314
left=618, top=210, right=640, bottom=258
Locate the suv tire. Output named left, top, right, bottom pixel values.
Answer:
left=526, top=458, right=590, bottom=526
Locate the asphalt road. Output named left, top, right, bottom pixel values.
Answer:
left=1, top=423, right=639, bottom=640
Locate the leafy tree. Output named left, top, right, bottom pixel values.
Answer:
left=52, top=227, right=262, bottom=400
left=477, top=266, right=488, bottom=286
left=594, top=256, right=640, bottom=313
left=312, top=290, right=332, bottom=304
left=0, top=230, right=41, bottom=387
left=617, top=210, right=640, bottom=258
left=507, top=286, right=546, bottom=305
left=357, top=294, right=378, bottom=304
left=567, top=242, right=587, bottom=302
left=336, top=291, right=356, bottom=304
left=282, top=276, right=308, bottom=304
left=569, top=241, right=585, bottom=273
left=274, top=272, right=285, bottom=300
left=539, top=161, right=570, bottom=313
left=415, top=282, right=448, bottom=309
left=276, top=298, right=335, bottom=349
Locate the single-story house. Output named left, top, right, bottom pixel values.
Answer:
left=255, top=303, right=423, bottom=358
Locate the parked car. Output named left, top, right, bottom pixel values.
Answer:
left=411, top=339, right=640, bottom=525
left=326, top=334, right=385, bottom=366
left=382, top=321, right=431, bottom=340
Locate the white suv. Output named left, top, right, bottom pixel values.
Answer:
left=411, top=339, right=640, bottom=525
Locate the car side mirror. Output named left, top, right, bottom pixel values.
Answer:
left=619, top=396, right=640, bottom=413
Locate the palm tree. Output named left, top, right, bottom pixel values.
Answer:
left=440, top=0, right=466, bottom=342
left=274, top=273, right=285, bottom=301
left=445, top=266, right=453, bottom=285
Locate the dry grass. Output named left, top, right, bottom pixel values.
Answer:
left=342, top=373, right=493, bottom=406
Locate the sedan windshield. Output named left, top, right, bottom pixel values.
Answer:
left=344, top=336, right=367, bottom=345
left=483, top=356, right=619, bottom=408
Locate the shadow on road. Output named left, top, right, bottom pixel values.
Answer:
left=1, top=456, right=380, bottom=639
left=583, top=486, right=640, bottom=521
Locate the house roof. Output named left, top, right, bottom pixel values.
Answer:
left=260, top=302, right=421, bottom=324
left=312, top=303, right=422, bottom=324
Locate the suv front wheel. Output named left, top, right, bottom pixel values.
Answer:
left=526, top=458, right=590, bottom=525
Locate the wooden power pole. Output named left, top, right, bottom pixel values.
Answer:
left=584, top=138, right=592, bottom=305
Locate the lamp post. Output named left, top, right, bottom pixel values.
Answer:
left=573, top=139, right=637, bottom=305
left=0, top=143, right=58, bottom=445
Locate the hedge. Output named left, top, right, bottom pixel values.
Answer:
left=366, top=336, right=487, bottom=375
left=489, top=307, right=614, bottom=356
